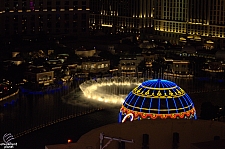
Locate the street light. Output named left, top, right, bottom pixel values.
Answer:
left=68, top=139, right=72, bottom=143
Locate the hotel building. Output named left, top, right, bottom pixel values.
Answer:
left=153, top=0, right=188, bottom=41
left=154, top=0, right=225, bottom=48
left=0, top=0, right=90, bottom=38
left=89, top=0, right=225, bottom=47
left=1, top=0, right=225, bottom=48
left=89, top=0, right=154, bottom=34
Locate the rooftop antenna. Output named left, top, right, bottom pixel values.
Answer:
left=100, top=133, right=134, bottom=149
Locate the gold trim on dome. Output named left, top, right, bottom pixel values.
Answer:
left=140, top=84, right=178, bottom=90
left=132, top=86, right=186, bottom=99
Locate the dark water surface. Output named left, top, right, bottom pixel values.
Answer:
left=14, top=108, right=119, bottom=149
left=0, top=77, right=225, bottom=149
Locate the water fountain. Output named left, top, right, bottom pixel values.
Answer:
left=79, top=77, right=146, bottom=104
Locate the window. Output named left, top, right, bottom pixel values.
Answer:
left=47, top=14, right=51, bottom=20
left=82, top=6, right=86, bottom=10
left=182, top=65, right=186, bottom=68
left=73, top=22, right=77, bottom=27
left=56, top=1, right=60, bottom=5
left=47, top=1, right=51, bottom=5
left=65, top=14, right=69, bottom=20
left=47, top=7, right=51, bottom=11
left=65, top=1, right=69, bottom=5
left=73, top=13, right=78, bottom=19
left=47, top=22, right=51, bottom=28
left=82, top=14, right=86, bottom=20
left=73, top=1, right=78, bottom=5
left=82, top=21, right=86, bottom=27
left=82, top=1, right=86, bottom=5
left=5, top=2, right=10, bottom=12
left=84, top=65, right=88, bottom=70
left=91, top=64, right=95, bottom=69
left=65, top=6, right=69, bottom=11
left=82, top=28, right=86, bottom=32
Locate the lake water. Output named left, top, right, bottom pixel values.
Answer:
left=0, top=77, right=225, bottom=149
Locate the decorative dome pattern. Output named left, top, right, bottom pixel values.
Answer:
left=119, top=79, right=197, bottom=122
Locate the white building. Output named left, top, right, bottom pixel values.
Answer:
left=119, top=55, right=144, bottom=77
left=164, top=59, right=193, bottom=77
left=79, top=57, right=110, bottom=74
left=75, top=47, right=96, bottom=57
left=24, top=66, right=54, bottom=88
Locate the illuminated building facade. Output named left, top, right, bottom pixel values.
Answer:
left=119, top=79, right=197, bottom=122
left=24, top=66, right=54, bottom=88
left=119, top=56, right=138, bottom=77
left=89, top=0, right=154, bottom=34
left=89, top=0, right=225, bottom=47
left=79, top=57, right=110, bottom=74
left=154, top=0, right=188, bottom=42
left=0, top=0, right=90, bottom=38
left=154, top=0, right=225, bottom=48
left=1, top=0, right=225, bottom=48
left=119, top=55, right=144, bottom=77
left=164, top=59, right=193, bottom=77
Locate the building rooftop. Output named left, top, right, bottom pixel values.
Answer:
left=45, top=119, right=225, bottom=149
left=27, top=66, right=51, bottom=73
left=191, top=139, right=225, bottom=149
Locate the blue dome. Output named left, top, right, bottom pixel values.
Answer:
left=119, top=79, right=196, bottom=122
left=141, top=79, right=177, bottom=88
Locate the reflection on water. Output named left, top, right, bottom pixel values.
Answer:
left=0, top=77, right=225, bottom=142
left=0, top=81, right=102, bottom=141
left=61, top=88, right=102, bottom=107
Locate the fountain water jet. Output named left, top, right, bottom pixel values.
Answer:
left=79, top=77, right=146, bottom=104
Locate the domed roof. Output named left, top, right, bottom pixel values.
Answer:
left=119, top=79, right=196, bottom=122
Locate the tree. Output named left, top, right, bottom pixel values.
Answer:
left=200, top=102, right=216, bottom=120
left=66, top=53, right=80, bottom=63
left=99, top=51, right=120, bottom=67
left=6, top=63, right=27, bottom=84
left=33, top=57, right=46, bottom=66
left=152, top=58, right=166, bottom=73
